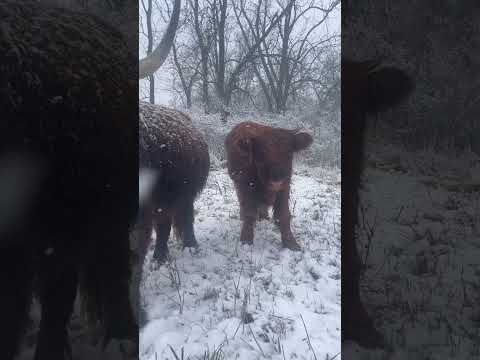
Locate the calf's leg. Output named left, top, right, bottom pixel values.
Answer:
left=273, top=189, right=300, bottom=251
left=135, top=204, right=154, bottom=266
left=235, top=184, right=257, bottom=245
left=173, top=198, right=198, bottom=249
left=152, top=210, right=172, bottom=263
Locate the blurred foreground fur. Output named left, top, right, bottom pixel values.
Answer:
left=0, top=1, right=138, bottom=358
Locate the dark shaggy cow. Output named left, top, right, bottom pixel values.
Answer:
left=137, top=101, right=210, bottom=265
left=342, top=59, right=414, bottom=348
left=0, top=1, right=138, bottom=359
left=225, top=122, right=313, bottom=250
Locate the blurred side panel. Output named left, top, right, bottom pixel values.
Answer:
left=0, top=0, right=139, bottom=359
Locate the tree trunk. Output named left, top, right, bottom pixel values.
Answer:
left=214, top=0, right=228, bottom=115
left=145, top=0, right=155, bottom=103
left=148, top=75, right=155, bottom=104
left=201, top=54, right=210, bottom=112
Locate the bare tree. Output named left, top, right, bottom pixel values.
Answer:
left=140, top=0, right=156, bottom=103
left=140, top=0, right=339, bottom=117
left=189, top=0, right=214, bottom=112
left=234, top=0, right=339, bottom=113
left=171, top=40, right=202, bottom=108
left=207, top=0, right=294, bottom=121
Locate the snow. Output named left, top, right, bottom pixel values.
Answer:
left=140, top=165, right=341, bottom=359
left=343, top=144, right=480, bottom=360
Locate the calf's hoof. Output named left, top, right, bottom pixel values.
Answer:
left=283, top=240, right=302, bottom=251
left=240, top=225, right=254, bottom=245
left=282, top=236, right=301, bottom=251
left=240, top=236, right=253, bottom=245
left=183, top=238, right=199, bottom=249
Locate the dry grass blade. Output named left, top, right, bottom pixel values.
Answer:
left=300, top=314, right=318, bottom=360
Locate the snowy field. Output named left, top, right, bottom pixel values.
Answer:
left=343, top=144, right=480, bottom=360
left=140, top=164, right=341, bottom=360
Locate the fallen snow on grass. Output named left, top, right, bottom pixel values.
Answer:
left=140, top=167, right=341, bottom=360
left=343, top=146, right=480, bottom=360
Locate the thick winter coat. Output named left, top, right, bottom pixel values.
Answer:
left=225, top=122, right=313, bottom=250
left=137, top=101, right=209, bottom=265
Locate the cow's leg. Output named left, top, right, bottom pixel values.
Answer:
left=100, top=224, right=137, bottom=349
left=0, top=245, right=33, bottom=360
left=35, top=249, right=77, bottom=360
left=152, top=210, right=172, bottom=263
left=240, top=216, right=256, bottom=245
left=80, top=222, right=138, bottom=350
left=133, top=205, right=154, bottom=327
left=136, top=205, right=154, bottom=266
left=235, top=185, right=257, bottom=245
left=273, top=188, right=301, bottom=251
left=173, top=198, right=198, bottom=249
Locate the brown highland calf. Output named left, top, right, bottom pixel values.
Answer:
left=225, top=122, right=313, bottom=250
left=137, top=101, right=210, bottom=265
left=342, top=59, right=414, bottom=348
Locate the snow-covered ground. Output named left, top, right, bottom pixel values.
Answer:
left=139, top=163, right=341, bottom=360
left=343, top=144, right=480, bottom=360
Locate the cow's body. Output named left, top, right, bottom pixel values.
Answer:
left=0, top=1, right=138, bottom=359
left=137, top=101, right=209, bottom=266
left=225, top=122, right=313, bottom=250
left=342, top=60, right=414, bottom=348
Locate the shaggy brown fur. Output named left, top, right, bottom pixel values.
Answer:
left=342, top=59, right=414, bottom=348
left=225, top=122, right=313, bottom=250
left=0, top=2, right=137, bottom=359
left=137, top=101, right=210, bottom=269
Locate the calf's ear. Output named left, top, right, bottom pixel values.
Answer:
left=367, top=66, right=414, bottom=113
left=293, top=131, right=313, bottom=152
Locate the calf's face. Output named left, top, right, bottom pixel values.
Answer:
left=239, top=129, right=313, bottom=191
